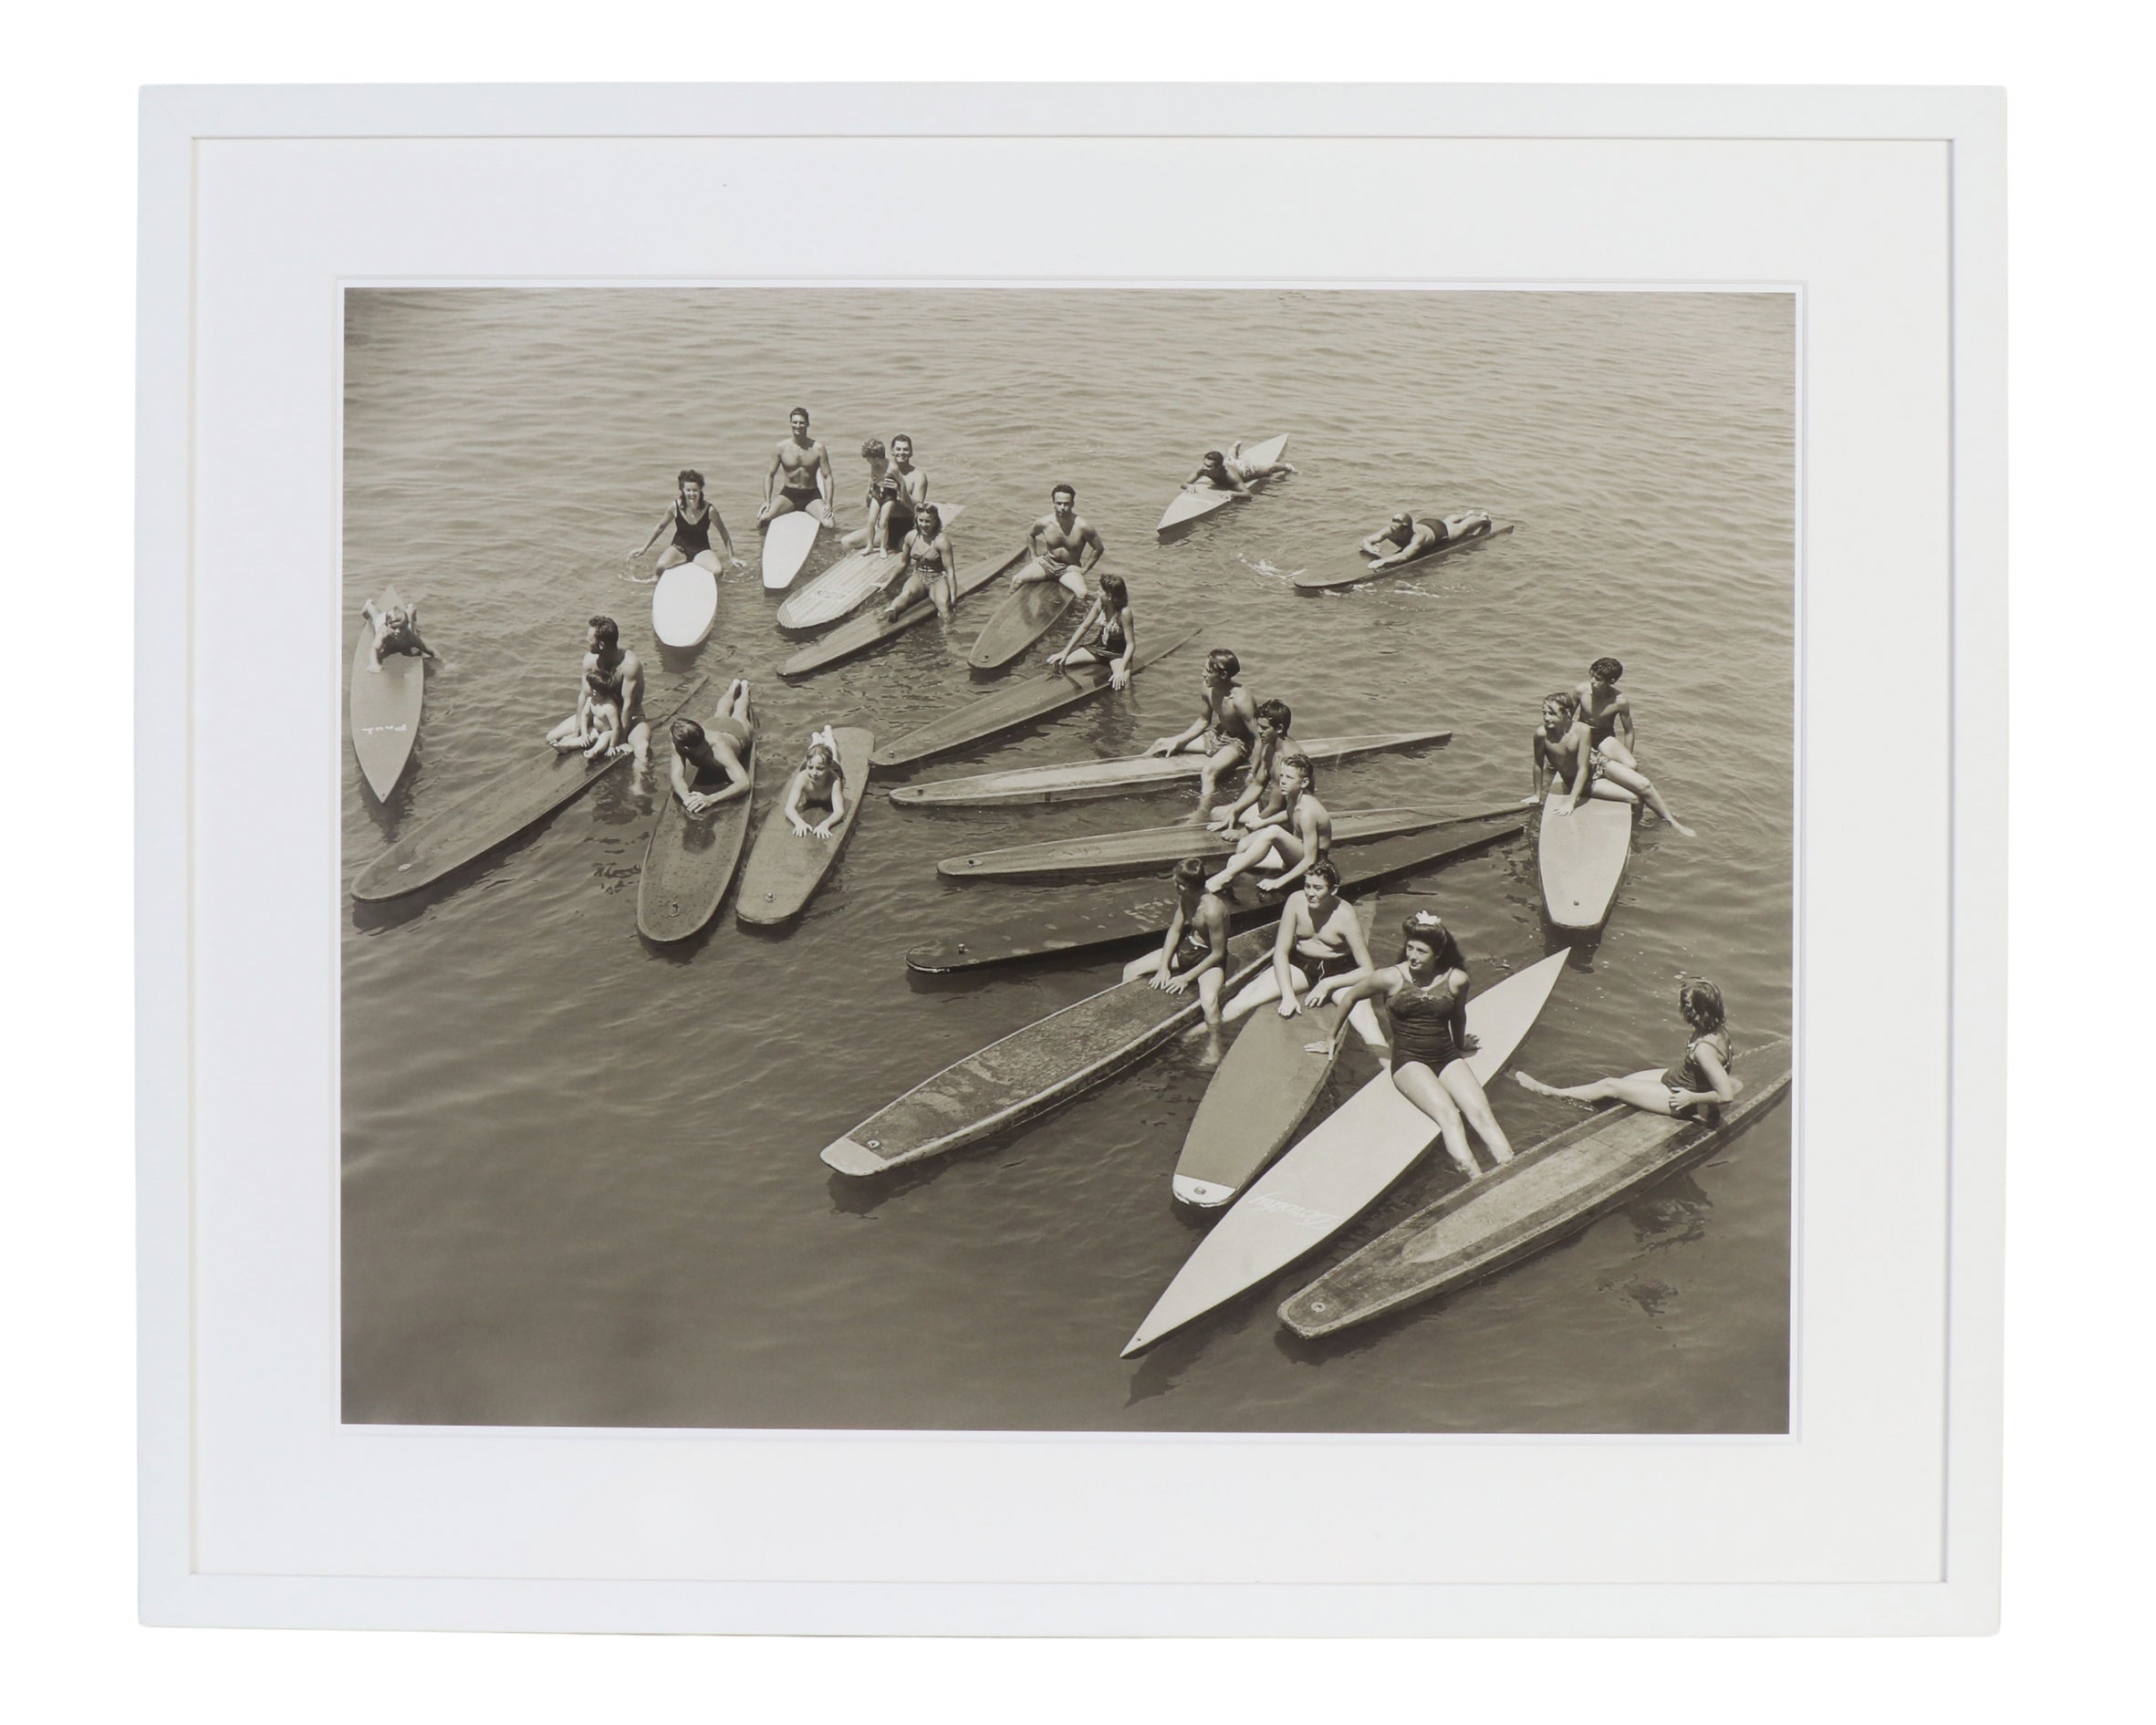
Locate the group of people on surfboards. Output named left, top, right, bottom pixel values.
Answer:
left=585, top=416, right=1726, bottom=1182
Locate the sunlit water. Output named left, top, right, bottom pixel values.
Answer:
left=341, top=288, right=1794, bottom=1432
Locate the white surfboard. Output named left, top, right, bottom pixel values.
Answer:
left=651, top=561, right=719, bottom=649
left=1536, top=784, right=1638, bottom=933
left=1120, top=948, right=1568, bottom=1356
left=761, top=510, right=824, bottom=592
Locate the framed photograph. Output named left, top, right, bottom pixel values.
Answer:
left=138, top=82, right=2004, bottom=1635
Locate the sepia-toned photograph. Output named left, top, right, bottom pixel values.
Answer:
left=340, top=286, right=1795, bottom=1435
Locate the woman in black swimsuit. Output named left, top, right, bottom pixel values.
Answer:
left=1515, top=980, right=1737, bottom=1119
left=632, top=468, right=743, bottom=577
left=879, top=504, right=956, bottom=619
left=1332, top=909, right=1515, bottom=1179
left=1047, top=571, right=1136, bottom=687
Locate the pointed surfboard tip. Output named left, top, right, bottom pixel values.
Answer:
left=820, top=1137, right=889, bottom=1177
left=1120, top=1331, right=1152, bottom=1359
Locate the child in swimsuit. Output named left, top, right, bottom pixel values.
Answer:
left=1515, top=979, right=1739, bottom=1118
left=558, top=665, right=625, bottom=760
left=785, top=726, right=848, bottom=839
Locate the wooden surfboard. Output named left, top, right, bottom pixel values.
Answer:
left=349, top=585, right=425, bottom=801
left=734, top=727, right=872, bottom=927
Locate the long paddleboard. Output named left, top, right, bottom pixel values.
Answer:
left=1295, top=519, right=1515, bottom=592
left=1172, top=900, right=1379, bottom=1208
left=1279, top=1041, right=1793, bottom=1339
left=734, top=727, right=872, bottom=927
left=937, top=805, right=1505, bottom=882
left=776, top=504, right=966, bottom=631
left=890, top=729, right=1453, bottom=809
left=872, top=629, right=1198, bottom=771
left=636, top=733, right=757, bottom=943
left=1120, top=946, right=1568, bottom=1356
left=780, top=544, right=1032, bottom=680
left=821, top=927, right=1276, bottom=1178
left=760, top=509, right=824, bottom=592
left=966, top=566, right=1078, bottom=670
left=903, top=822, right=1522, bottom=974
left=1536, top=783, right=1638, bottom=933
left=349, top=585, right=425, bottom=801
left=1155, top=434, right=1291, bottom=539
left=651, top=561, right=719, bottom=649
left=352, top=679, right=709, bottom=902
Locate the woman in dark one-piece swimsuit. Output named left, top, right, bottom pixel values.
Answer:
left=1515, top=979, right=1739, bottom=1120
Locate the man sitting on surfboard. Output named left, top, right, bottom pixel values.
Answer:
left=1147, top=647, right=1259, bottom=801
left=1532, top=691, right=1693, bottom=834
left=1205, top=750, right=1333, bottom=896
left=1123, top=857, right=1237, bottom=1033
left=1206, top=698, right=1297, bottom=831
left=359, top=598, right=434, bottom=671
left=1009, top=483, right=1105, bottom=599
left=633, top=468, right=745, bottom=577
left=546, top=615, right=651, bottom=769
left=669, top=680, right=756, bottom=818
left=1572, top=656, right=1642, bottom=767
left=1360, top=509, right=1495, bottom=571
left=757, top=407, right=837, bottom=528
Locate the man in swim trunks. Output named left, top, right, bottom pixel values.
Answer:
left=1147, top=647, right=1259, bottom=801
left=1226, top=438, right=1297, bottom=482
left=634, top=469, right=745, bottom=577
left=1207, top=697, right=1297, bottom=830
left=670, top=679, right=755, bottom=817
left=359, top=597, right=435, bottom=670
left=1359, top=508, right=1495, bottom=571
left=546, top=615, right=651, bottom=769
left=1573, top=656, right=1640, bottom=767
left=1013, top=483, right=1105, bottom=599
left=1531, top=691, right=1693, bottom=835
left=1122, top=857, right=1235, bottom=1032
left=1183, top=450, right=1253, bottom=497
left=758, top=407, right=837, bottom=528
left=1205, top=750, right=1334, bottom=895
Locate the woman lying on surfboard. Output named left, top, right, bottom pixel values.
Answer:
left=1204, top=750, right=1331, bottom=896
left=1123, top=857, right=1236, bottom=1031
left=1359, top=509, right=1494, bottom=571
left=1220, top=859, right=1387, bottom=1047
left=359, top=598, right=434, bottom=670
left=1516, top=980, right=1737, bottom=1120
left=783, top=725, right=849, bottom=840
left=632, top=469, right=745, bottom=577
left=669, top=681, right=755, bottom=817
left=878, top=504, right=957, bottom=621
left=1046, top=571, right=1135, bottom=687
left=1330, top=910, right=1515, bottom=1179
left=1531, top=691, right=1693, bottom=836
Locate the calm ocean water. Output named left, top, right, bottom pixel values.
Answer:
left=341, top=288, right=1794, bottom=1433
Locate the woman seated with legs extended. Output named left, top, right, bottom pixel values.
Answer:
left=1515, top=980, right=1738, bottom=1119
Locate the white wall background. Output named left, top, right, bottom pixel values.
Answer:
left=2, top=0, right=2138, bottom=1718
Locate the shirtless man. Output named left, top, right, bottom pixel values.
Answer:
left=758, top=407, right=837, bottom=528
left=1183, top=450, right=1253, bottom=497
left=1359, top=508, right=1494, bottom=571
left=1012, top=483, right=1105, bottom=599
left=669, top=680, right=756, bottom=817
left=546, top=615, right=651, bottom=769
left=1148, top=648, right=1259, bottom=800
left=359, top=597, right=435, bottom=671
left=1206, top=698, right=1297, bottom=830
left=1531, top=691, right=1693, bottom=835
left=1572, top=656, right=1640, bottom=767
left=1227, top=437, right=1296, bottom=482
left=1206, top=750, right=1333, bottom=895
left=865, top=433, right=929, bottom=553
left=1122, top=856, right=1236, bottom=1033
